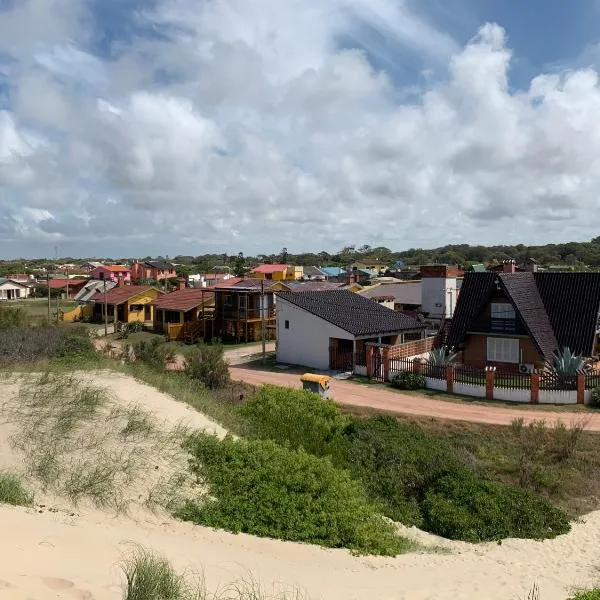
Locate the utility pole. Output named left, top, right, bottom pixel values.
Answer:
left=47, top=269, right=51, bottom=323
left=261, top=278, right=266, bottom=364
left=54, top=246, right=59, bottom=324
left=65, top=266, right=69, bottom=301
left=103, top=279, right=108, bottom=336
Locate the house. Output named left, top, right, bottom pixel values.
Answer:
left=74, top=280, right=117, bottom=303
left=284, top=281, right=349, bottom=292
left=419, top=265, right=462, bottom=323
left=320, top=267, right=347, bottom=282
left=213, top=278, right=281, bottom=342
left=0, top=278, right=30, bottom=300
left=38, top=277, right=89, bottom=298
left=359, top=281, right=422, bottom=312
left=91, top=284, right=163, bottom=323
left=151, top=286, right=215, bottom=342
left=188, top=273, right=234, bottom=288
left=131, top=260, right=177, bottom=283
left=90, top=265, right=132, bottom=283
left=301, top=266, right=327, bottom=281
left=276, top=290, right=427, bottom=371
left=446, top=271, right=600, bottom=371
left=250, top=264, right=303, bottom=281
left=348, top=258, right=388, bottom=275
left=81, top=261, right=104, bottom=272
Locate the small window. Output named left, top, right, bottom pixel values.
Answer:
left=284, top=320, right=290, bottom=329
left=487, top=337, right=519, bottom=363
left=491, top=303, right=515, bottom=320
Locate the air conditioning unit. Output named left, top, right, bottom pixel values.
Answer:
left=519, top=363, right=534, bottom=374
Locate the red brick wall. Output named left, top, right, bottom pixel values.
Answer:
left=387, top=336, right=435, bottom=359
left=463, top=335, right=544, bottom=371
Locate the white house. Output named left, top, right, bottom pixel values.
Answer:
left=0, top=278, right=30, bottom=300
left=419, top=265, right=461, bottom=323
left=276, top=290, right=427, bottom=371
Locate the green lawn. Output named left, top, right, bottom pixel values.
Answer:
left=8, top=298, right=78, bottom=324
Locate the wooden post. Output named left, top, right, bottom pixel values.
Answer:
left=446, top=364, right=454, bottom=394
left=577, top=373, right=585, bottom=405
left=485, top=367, right=495, bottom=401
left=530, top=372, right=540, bottom=404
left=366, top=345, right=374, bottom=379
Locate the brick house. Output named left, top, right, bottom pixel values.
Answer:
left=446, top=269, right=600, bottom=371
left=90, top=264, right=131, bottom=283
left=131, top=260, right=177, bottom=283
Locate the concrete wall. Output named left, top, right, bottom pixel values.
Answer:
left=276, top=298, right=353, bottom=370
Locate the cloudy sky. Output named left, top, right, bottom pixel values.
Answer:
left=1, top=0, right=600, bottom=258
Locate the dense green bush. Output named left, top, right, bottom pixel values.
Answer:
left=239, top=385, right=348, bottom=456
left=184, top=342, right=230, bottom=389
left=568, top=590, right=600, bottom=600
left=336, top=416, right=570, bottom=541
left=422, top=470, right=570, bottom=542
left=0, top=471, right=33, bottom=506
left=177, top=433, right=412, bottom=556
left=0, top=326, right=92, bottom=364
left=390, top=371, right=426, bottom=390
left=591, top=386, right=600, bottom=407
left=132, top=338, right=175, bottom=369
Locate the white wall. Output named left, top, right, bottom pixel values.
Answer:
left=454, top=381, right=486, bottom=398
left=276, top=299, right=354, bottom=370
left=493, top=387, right=530, bottom=403
left=0, top=282, right=29, bottom=299
left=539, top=390, right=577, bottom=405
left=421, top=277, right=458, bottom=320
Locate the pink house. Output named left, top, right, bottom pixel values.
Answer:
left=90, top=264, right=131, bottom=283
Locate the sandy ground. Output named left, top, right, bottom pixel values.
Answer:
left=1, top=370, right=600, bottom=600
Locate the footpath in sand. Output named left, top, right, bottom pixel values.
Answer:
left=0, top=368, right=599, bottom=599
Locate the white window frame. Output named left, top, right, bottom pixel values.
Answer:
left=491, top=302, right=515, bottom=320
left=487, top=337, right=519, bottom=363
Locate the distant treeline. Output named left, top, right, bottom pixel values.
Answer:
left=3, top=237, right=600, bottom=276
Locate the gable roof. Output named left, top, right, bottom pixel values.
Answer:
left=284, top=281, right=347, bottom=292
left=359, top=282, right=422, bottom=306
left=96, top=264, right=130, bottom=273
left=145, top=260, right=175, bottom=270
left=251, top=264, right=289, bottom=274
left=302, top=266, right=327, bottom=279
left=152, top=289, right=214, bottom=312
left=39, top=278, right=88, bottom=289
left=75, top=280, right=117, bottom=302
left=0, top=278, right=28, bottom=289
left=447, top=272, right=600, bottom=358
left=91, top=285, right=161, bottom=305
left=276, top=290, right=426, bottom=337
left=321, top=267, right=346, bottom=277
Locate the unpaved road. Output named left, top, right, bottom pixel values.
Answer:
left=230, top=362, right=600, bottom=430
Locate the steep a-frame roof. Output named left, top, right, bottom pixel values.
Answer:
left=277, top=290, right=426, bottom=337
left=447, top=272, right=600, bottom=359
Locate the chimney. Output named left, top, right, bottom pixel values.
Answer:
left=118, top=276, right=125, bottom=288
left=502, top=259, right=516, bottom=274
left=523, top=258, right=538, bottom=273
left=178, top=278, right=186, bottom=290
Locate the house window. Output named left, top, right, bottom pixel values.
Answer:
left=487, top=337, right=519, bottom=363
left=223, top=294, right=233, bottom=308
left=284, top=320, right=289, bottom=329
left=491, top=303, right=515, bottom=320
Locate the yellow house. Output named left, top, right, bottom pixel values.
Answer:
left=250, top=264, right=303, bottom=281
left=92, top=285, right=164, bottom=323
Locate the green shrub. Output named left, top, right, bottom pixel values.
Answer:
left=568, top=590, right=600, bottom=600
left=421, top=469, right=570, bottom=542
left=239, top=385, right=349, bottom=456
left=336, top=416, right=570, bottom=541
left=184, top=342, right=230, bottom=389
left=132, top=339, right=175, bottom=369
left=591, top=386, right=600, bottom=407
left=0, top=472, right=33, bottom=506
left=176, top=433, right=412, bottom=556
left=390, top=371, right=426, bottom=390
left=0, top=304, right=28, bottom=329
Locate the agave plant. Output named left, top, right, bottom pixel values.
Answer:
left=428, top=346, right=458, bottom=366
left=552, top=347, right=584, bottom=375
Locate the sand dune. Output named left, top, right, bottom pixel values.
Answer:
left=0, top=371, right=598, bottom=600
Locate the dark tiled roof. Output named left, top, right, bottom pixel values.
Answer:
left=152, top=289, right=214, bottom=312
left=447, top=272, right=600, bottom=359
left=146, top=260, right=175, bottom=270
left=360, top=282, right=422, bottom=306
left=91, top=285, right=162, bottom=305
left=277, top=290, right=426, bottom=336
left=302, top=266, right=327, bottom=279
left=536, top=273, right=600, bottom=356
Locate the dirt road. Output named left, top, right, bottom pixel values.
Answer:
left=230, top=364, right=600, bottom=430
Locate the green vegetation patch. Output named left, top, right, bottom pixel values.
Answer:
left=0, top=471, right=33, bottom=507
left=177, top=433, right=413, bottom=556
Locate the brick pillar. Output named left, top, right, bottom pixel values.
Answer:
left=485, top=368, right=495, bottom=401
left=413, top=358, right=425, bottom=375
left=446, top=365, right=454, bottom=394
left=530, top=372, right=540, bottom=404
left=382, top=347, right=390, bottom=382
left=366, top=345, right=374, bottom=379
left=577, top=373, right=585, bottom=405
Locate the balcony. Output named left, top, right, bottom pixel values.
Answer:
left=220, top=307, right=275, bottom=321
left=468, top=317, right=526, bottom=336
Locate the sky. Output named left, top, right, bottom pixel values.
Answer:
left=2, top=1, right=600, bottom=259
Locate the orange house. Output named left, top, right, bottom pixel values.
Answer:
left=131, top=260, right=177, bottom=283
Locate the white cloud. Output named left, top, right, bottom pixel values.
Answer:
left=2, top=1, right=600, bottom=257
